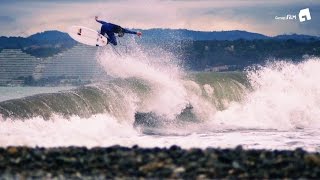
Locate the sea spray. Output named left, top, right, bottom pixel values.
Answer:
left=97, top=42, right=190, bottom=120
left=211, top=58, right=320, bottom=130
left=0, top=114, right=138, bottom=147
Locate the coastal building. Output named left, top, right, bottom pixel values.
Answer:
left=40, top=44, right=105, bottom=83
left=0, top=44, right=106, bottom=86
left=0, top=49, right=39, bottom=86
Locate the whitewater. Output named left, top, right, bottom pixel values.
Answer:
left=0, top=42, right=319, bottom=151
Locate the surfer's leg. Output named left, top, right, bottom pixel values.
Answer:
left=106, top=32, right=117, bottom=46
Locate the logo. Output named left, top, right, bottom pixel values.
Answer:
left=275, top=8, right=311, bottom=23
left=299, top=8, right=311, bottom=22
left=275, top=15, right=296, bottom=21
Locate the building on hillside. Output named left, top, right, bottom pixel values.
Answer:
left=40, top=44, right=106, bottom=84
left=0, top=44, right=107, bottom=86
left=0, top=49, right=39, bottom=86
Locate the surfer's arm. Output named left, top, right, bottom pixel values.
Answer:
left=123, top=29, right=136, bottom=34
left=123, top=29, right=142, bottom=37
left=96, top=20, right=107, bottom=24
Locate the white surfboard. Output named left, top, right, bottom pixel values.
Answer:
left=68, top=26, right=108, bottom=47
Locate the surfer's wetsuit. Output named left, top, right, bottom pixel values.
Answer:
left=96, top=20, right=137, bottom=46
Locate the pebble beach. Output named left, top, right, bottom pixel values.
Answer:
left=0, top=145, right=319, bottom=179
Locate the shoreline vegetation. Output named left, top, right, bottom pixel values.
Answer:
left=0, top=145, right=319, bottom=179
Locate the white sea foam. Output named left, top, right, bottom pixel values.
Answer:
left=0, top=113, right=319, bottom=151
left=211, top=59, right=320, bottom=130
left=97, top=43, right=190, bottom=119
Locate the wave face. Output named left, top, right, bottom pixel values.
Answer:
left=0, top=73, right=248, bottom=122
left=0, top=41, right=319, bottom=149
left=0, top=78, right=146, bottom=120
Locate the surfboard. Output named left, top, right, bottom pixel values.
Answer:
left=68, top=26, right=108, bottom=47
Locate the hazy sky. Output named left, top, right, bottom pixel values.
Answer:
left=0, top=0, right=319, bottom=37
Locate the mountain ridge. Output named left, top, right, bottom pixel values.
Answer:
left=0, top=29, right=319, bottom=57
left=1, top=28, right=319, bottom=43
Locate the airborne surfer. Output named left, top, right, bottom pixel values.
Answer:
left=95, top=16, right=142, bottom=46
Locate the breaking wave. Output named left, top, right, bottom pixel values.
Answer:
left=0, top=40, right=319, bottom=148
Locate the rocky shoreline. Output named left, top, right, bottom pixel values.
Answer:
left=0, top=145, right=319, bottom=179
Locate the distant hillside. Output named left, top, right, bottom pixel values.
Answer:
left=1, top=29, right=319, bottom=48
left=0, top=29, right=319, bottom=58
left=139, top=29, right=270, bottom=41
left=28, top=30, right=74, bottom=44
left=180, top=39, right=320, bottom=70
left=0, top=31, right=77, bottom=57
left=0, top=36, right=33, bottom=48
left=274, top=34, right=320, bottom=41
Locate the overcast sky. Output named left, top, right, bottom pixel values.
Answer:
left=0, top=0, right=319, bottom=37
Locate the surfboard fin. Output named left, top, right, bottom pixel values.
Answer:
left=77, top=28, right=82, bottom=36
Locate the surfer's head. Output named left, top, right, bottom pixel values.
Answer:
left=118, top=31, right=124, bottom=37
left=113, top=26, right=124, bottom=37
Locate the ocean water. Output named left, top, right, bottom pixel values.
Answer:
left=0, top=43, right=319, bottom=152
left=0, top=86, right=74, bottom=102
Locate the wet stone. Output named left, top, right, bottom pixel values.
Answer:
left=0, top=146, right=319, bottom=178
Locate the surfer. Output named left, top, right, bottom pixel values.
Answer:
left=95, top=16, right=142, bottom=46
